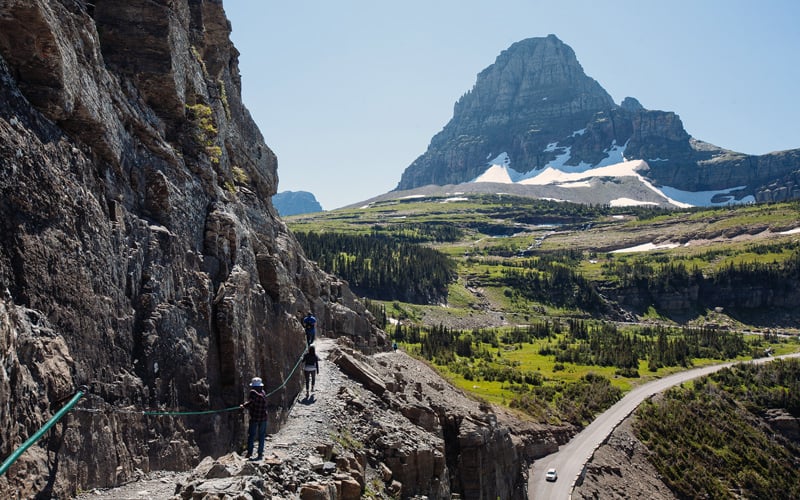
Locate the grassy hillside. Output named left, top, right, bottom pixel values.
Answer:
left=380, top=319, right=797, bottom=427
left=293, top=197, right=797, bottom=411
left=287, top=195, right=800, bottom=331
left=634, top=359, right=800, bottom=498
left=288, top=196, right=800, bottom=424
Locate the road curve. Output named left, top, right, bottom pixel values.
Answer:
left=528, top=352, right=800, bottom=499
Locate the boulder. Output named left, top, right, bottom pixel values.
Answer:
left=328, top=347, right=387, bottom=396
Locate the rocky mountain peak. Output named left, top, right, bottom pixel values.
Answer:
left=273, top=190, right=324, bottom=216
left=395, top=36, right=800, bottom=205
left=454, top=35, right=614, bottom=121
left=620, top=96, right=644, bottom=111
left=396, top=35, right=617, bottom=191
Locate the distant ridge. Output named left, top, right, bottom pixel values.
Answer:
left=395, top=35, right=800, bottom=206
left=273, top=190, right=323, bottom=216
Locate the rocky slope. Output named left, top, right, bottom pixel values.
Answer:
left=574, top=392, right=800, bottom=499
left=77, top=337, right=574, bottom=500
left=395, top=35, right=800, bottom=204
left=572, top=418, right=676, bottom=500
left=0, top=1, right=387, bottom=497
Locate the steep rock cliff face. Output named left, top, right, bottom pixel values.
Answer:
left=607, top=275, right=800, bottom=323
left=755, top=165, right=800, bottom=203
left=0, top=1, right=385, bottom=497
left=334, top=346, right=574, bottom=500
left=397, top=35, right=616, bottom=189
left=395, top=35, right=800, bottom=203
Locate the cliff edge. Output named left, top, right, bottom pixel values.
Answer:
left=0, top=1, right=384, bottom=497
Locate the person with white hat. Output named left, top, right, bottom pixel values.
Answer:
left=240, top=376, right=268, bottom=460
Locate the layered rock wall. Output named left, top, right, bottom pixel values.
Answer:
left=349, top=347, right=574, bottom=499
left=609, top=277, right=800, bottom=319
left=0, top=1, right=384, bottom=497
left=755, top=162, right=800, bottom=203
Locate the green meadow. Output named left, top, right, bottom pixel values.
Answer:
left=288, top=196, right=800, bottom=424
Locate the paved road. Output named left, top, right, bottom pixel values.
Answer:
left=528, top=352, right=800, bottom=499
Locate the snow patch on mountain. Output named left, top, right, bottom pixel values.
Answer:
left=560, top=180, right=592, bottom=188
left=473, top=165, right=515, bottom=183
left=610, top=198, right=659, bottom=207
left=611, top=242, right=681, bottom=254
left=517, top=160, right=643, bottom=186
left=470, top=141, right=756, bottom=207
left=658, top=186, right=755, bottom=206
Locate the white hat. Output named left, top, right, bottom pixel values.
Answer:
left=250, top=377, right=263, bottom=387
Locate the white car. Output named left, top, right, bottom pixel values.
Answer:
left=545, top=468, right=558, bottom=482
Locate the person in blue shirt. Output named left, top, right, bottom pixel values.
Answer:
left=302, top=311, right=317, bottom=345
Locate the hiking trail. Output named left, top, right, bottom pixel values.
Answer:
left=76, top=337, right=342, bottom=499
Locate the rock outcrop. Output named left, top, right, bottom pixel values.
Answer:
left=395, top=35, right=800, bottom=204
left=331, top=345, right=573, bottom=500
left=0, top=1, right=385, bottom=497
left=755, top=167, right=800, bottom=202
left=572, top=419, right=676, bottom=500
left=161, top=340, right=574, bottom=500
left=606, top=270, right=800, bottom=323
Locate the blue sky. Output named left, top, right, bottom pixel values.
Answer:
left=225, top=1, right=799, bottom=210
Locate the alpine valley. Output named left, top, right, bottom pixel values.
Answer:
left=1, top=2, right=800, bottom=500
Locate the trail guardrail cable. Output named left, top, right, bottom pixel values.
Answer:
left=0, top=386, right=88, bottom=477
left=1, top=346, right=308, bottom=477
left=77, top=345, right=309, bottom=417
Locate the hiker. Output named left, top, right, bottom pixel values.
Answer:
left=240, top=376, right=268, bottom=460
left=302, top=311, right=317, bottom=345
left=302, top=345, right=320, bottom=398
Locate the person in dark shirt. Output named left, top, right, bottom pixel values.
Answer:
left=302, top=345, right=320, bottom=398
left=240, top=376, right=268, bottom=460
left=302, top=311, right=317, bottom=345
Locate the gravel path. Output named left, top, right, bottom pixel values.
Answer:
left=263, top=337, right=344, bottom=458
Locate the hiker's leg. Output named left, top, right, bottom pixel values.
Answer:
left=247, top=421, right=256, bottom=456
left=257, top=421, right=267, bottom=458
left=310, top=371, right=316, bottom=391
left=304, top=371, right=310, bottom=393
